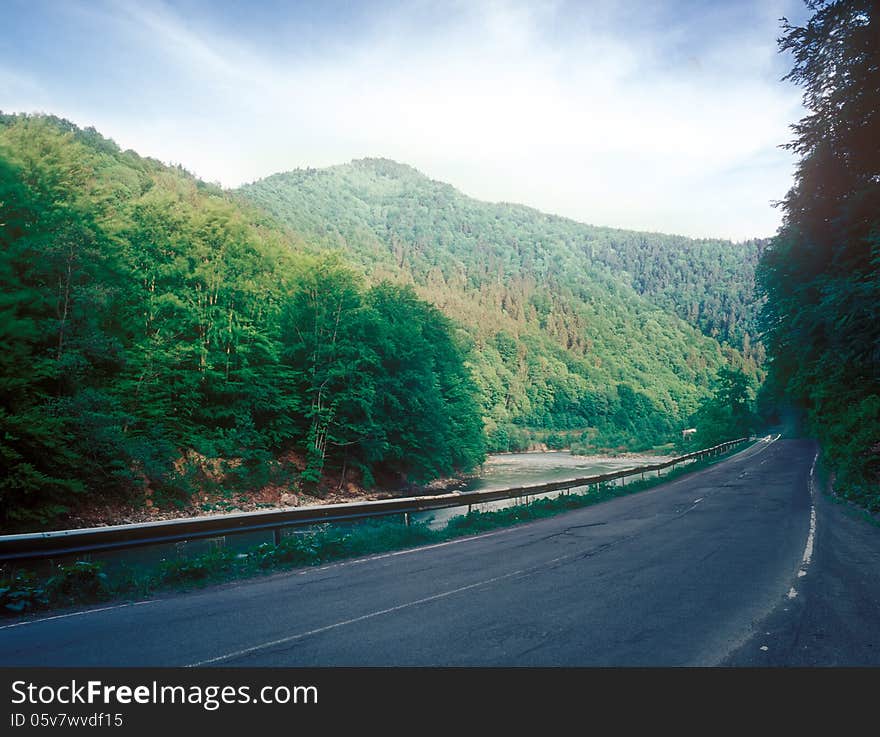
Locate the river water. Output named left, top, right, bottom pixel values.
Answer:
left=460, top=450, right=672, bottom=491
left=412, top=450, right=674, bottom=528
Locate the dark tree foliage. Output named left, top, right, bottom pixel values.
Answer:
left=0, top=114, right=485, bottom=530
left=686, top=368, right=758, bottom=450
left=360, top=282, right=486, bottom=483
left=0, top=136, right=130, bottom=526
left=759, top=0, right=880, bottom=507
left=278, top=258, right=485, bottom=490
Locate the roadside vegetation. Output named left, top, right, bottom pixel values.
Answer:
left=757, top=0, right=879, bottom=511
left=0, top=445, right=746, bottom=618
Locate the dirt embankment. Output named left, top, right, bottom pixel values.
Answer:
left=61, top=450, right=473, bottom=530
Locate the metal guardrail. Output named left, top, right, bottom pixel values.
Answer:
left=0, top=438, right=750, bottom=563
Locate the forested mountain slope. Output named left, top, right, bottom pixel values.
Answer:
left=597, top=232, right=767, bottom=357
left=0, top=114, right=765, bottom=531
left=0, top=115, right=484, bottom=530
left=240, top=159, right=763, bottom=450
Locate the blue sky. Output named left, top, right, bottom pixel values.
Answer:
left=1, top=0, right=812, bottom=240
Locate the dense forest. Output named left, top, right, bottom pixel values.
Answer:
left=0, top=112, right=767, bottom=532
left=0, top=115, right=485, bottom=530
left=758, top=0, right=879, bottom=510
left=240, top=161, right=763, bottom=452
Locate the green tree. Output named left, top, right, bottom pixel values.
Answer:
left=0, top=123, right=132, bottom=527
left=758, top=0, right=880, bottom=508
left=279, top=255, right=367, bottom=487
left=689, top=368, right=756, bottom=448
left=365, top=282, right=486, bottom=482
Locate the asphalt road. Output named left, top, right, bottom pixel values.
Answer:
left=2, top=437, right=878, bottom=667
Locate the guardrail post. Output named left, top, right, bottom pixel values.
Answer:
left=273, top=528, right=282, bottom=546
left=403, top=512, right=410, bottom=528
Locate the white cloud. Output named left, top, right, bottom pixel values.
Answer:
left=3, top=0, right=806, bottom=240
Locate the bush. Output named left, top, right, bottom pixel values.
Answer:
left=156, top=549, right=235, bottom=584
left=45, top=561, right=109, bottom=604
left=254, top=535, right=321, bottom=569
left=820, top=394, right=880, bottom=511
left=0, top=571, right=49, bottom=615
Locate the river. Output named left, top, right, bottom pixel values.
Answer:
left=412, top=449, right=674, bottom=528
left=460, top=450, right=673, bottom=491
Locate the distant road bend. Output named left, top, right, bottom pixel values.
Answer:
left=3, top=436, right=880, bottom=666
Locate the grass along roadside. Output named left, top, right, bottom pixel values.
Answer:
left=1, top=445, right=748, bottom=619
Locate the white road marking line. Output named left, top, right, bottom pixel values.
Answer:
left=188, top=570, right=528, bottom=666
left=188, top=550, right=578, bottom=667
left=297, top=527, right=516, bottom=577
left=786, top=452, right=819, bottom=599
left=0, top=516, right=560, bottom=634
left=799, top=508, right=817, bottom=576
left=0, top=531, right=518, bottom=632
left=0, top=601, right=155, bottom=630
left=693, top=498, right=703, bottom=504
left=386, top=530, right=513, bottom=558
left=801, top=455, right=818, bottom=569
left=734, top=434, right=779, bottom=463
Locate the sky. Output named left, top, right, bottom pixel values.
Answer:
left=1, top=0, right=813, bottom=241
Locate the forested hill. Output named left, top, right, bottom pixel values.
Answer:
left=0, top=113, right=764, bottom=532
left=240, top=159, right=763, bottom=450
left=0, top=115, right=486, bottom=530
left=598, top=232, right=767, bottom=359
left=239, top=159, right=766, bottom=358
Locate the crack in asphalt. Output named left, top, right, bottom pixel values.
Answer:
left=530, top=521, right=609, bottom=544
